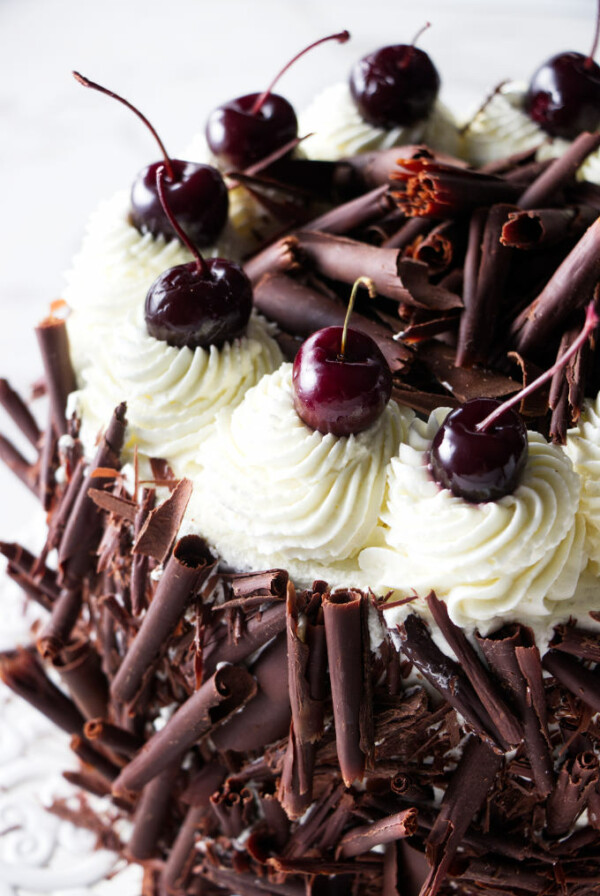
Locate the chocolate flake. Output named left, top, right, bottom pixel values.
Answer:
left=133, top=477, right=193, bottom=563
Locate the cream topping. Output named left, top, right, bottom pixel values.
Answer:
left=185, top=364, right=414, bottom=585
left=359, top=408, right=586, bottom=633
left=565, top=394, right=600, bottom=575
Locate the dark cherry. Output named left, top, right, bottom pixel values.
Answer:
left=430, top=302, right=600, bottom=503
left=144, top=167, right=252, bottom=349
left=525, top=52, right=600, bottom=139
left=73, top=72, right=228, bottom=248
left=429, top=399, right=527, bottom=504
left=349, top=26, right=440, bottom=128
left=292, top=278, right=391, bottom=436
left=205, top=30, right=349, bottom=169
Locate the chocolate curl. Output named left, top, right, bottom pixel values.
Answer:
left=399, top=613, right=502, bottom=748
left=546, top=752, right=600, bottom=839
left=51, top=640, right=109, bottom=720
left=551, top=623, right=600, bottom=664
left=413, top=221, right=459, bottom=273
left=549, top=316, right=589, bottom=442
left=244, top=235, right=301, bottom=284
left=128, top=759, right=181, bottom=861
left=161, top=804, right=205, bottom=894
left=133, top=478, right=193, bottom=563
left=342, top=145, right=469, bottom=190
left=38, top=410, right=57, bottom=510
left=70, top=734, right=121, bottom=782
left=202, top=601, right=286, bottom=677
left=35, top=315, right=77, bottom=436
left=382, top=215, right=430, bottom=250
left=222, top=568, right=288, bottom=602
left=210, top=782, right=253, bottom=838
left=323, top=590, right=366, bottom=787
left=501, top=206, right=597, bottom=249
left=131, top=487, right=156, bottom=615
left=425, top=593, right=522, bottom=749
left=450, top=856, right=547, bottom=893
left=392, top=158, right=521, bottom=217
left=0, top=378, right=41, bottom=448
left=513, top=217, right=600, bottom=356
left=542, top=649, right=600, bottom=714
left=518, top=132, right=600, bottom=210
left=88, top=488, right=138, bottom=521
left=477, top=625, right=554, bottom=796
left=111, top=535, right=217, bottom=705
left=422, top=736, right=502, bottom=896
left=58, top=403, right=127, bottom=586
left=418, top=342, right=520, bottom=404
left=279, top=583, right=327, bottom=818
left=211, top=631, right=291, bottom=752
left=300, top=184, right=393, bottom=235
left=0, top=541, right=60, bottom=605
left=37, top=586, right=82, bottom=660
left=456, top=204, right=514, bottom=367
left=84, top=718, right=143, bottom=758
left=6, top=567, right=53, bottom=611
left=197, top=864, right=305, bottom=896
left=113, top=665, right=257, bottom=794
left=45, top=457, right=85, bottom=552
left=253, top=273, right=410, bottom=373
left=0, top=433, right=37, bottom=494
left=337, top=808, right=418, bottom=859
left=0, top=647, right=84, bottom=734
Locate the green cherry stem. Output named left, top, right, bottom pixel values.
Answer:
left=477, top=301, right=599, bottom=432
left=338, top=277, right=376, bottom=360
left=155, top=166, right=209, bottom=277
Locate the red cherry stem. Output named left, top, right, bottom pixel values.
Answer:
left=155, top=166, right=208, bottom=277
left=476, top=301, right=599, bottom=432
left=586, top=0, right=600, bottom=70
left=250, top=30, right=350, bottom=117
left=72, top=71, right=175, bottom=181
left=402, top=22, right=431, bottom=69
left=339, top=277, right=376, bottom=359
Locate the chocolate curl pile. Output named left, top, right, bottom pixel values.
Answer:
left=111, top=534, right=217, bottom=705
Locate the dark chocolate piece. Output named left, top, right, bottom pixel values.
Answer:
left=337, top=808, right=418, bottom=858
left=128, top=759, right=181, bottom=860
left=243, top=236, right=301, bottom=285
left=300, top=184, right=393, bottom=234
left=131, top=487, right=156, bottom=615
left=0, top=433, right=37, bottom=494
left=35, top=315, right=77, bottom=436
left=0, top=541, right=60, bottom=605
left=70, top=734, right=121, bottom=782
left=501, top=206, right=597, bottom=249
left=0, top=378, right=41, bottom=447
left=546, top=752, right=599, bottom=838
left=382, top=215, right=431, bottom=250
left=161, top=803, right=205, bottom=893
left=202, top=601, right=287, bottom=677
left=542, top=649, right=600, bottom=714
left=83, top=719, right=143, bottom=758
left=51, top=640, right=109, bottom=720
left=37, top=586, right=82, bottom=660
left=0, top=647, right=84, bottom=734
left=133, top=477, right=193, bottom=563
left=551, top=623, right=600, bottom=663
left=518, top=132, right=600, bottom=210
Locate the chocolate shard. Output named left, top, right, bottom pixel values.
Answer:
left=323, top=589, right=366, bottom=787
left=542, top=649, right=600, bottom=714
left=518, top=132, right=600, bottom=210
left=546, top=752, right=600, bottom=839
left=37, top=586, right=82, bottom=660
left=337, top=808, right=418, bottom=858
left=58, top=403, right=127, bottom=586
left=133, top=477, right=193, bottom=563
left=0, top=646, right=84, bottom=734
left=35, top=314, right=77, bottom=437
left=422, top=736, right=503, bottom=896
left=88, top=488, right=138, bottom=522
left=551, top=623, right=600, bottom=663
left=477, top=625, right=554, bottom=796
left=202, top=601, right=287, bottom=678
left=399, top=613, right=503, bottom=748
left=128, top=759, right=181, bottom=861
left=425, top=593, right=522, bottom=749
left=513, top=217, right=600, bottom=356
left=418, top=342, right=520, bottom=404
left=51, top=640, right=109, bottom=720
left=0, top=378, right=41, bottom=448
left=253, top=272, right=411, bottom=373
left=111, top=535, right=217, bottom=705
left=0, top=432, right=38, bottom=494
left=0, top=541, right=60, bottom=605
left=112, top=664, right=257, bottom=794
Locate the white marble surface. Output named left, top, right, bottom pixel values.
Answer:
left=0, top=1, right=597, bottom=893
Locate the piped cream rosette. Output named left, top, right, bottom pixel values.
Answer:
left=359, top=408, right=586, bottom=633
left=565, top=393, right=600, bottom=575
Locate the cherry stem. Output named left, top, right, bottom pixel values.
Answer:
left=339, top=277, right=376, bottom=359
left=250, top=30, right=350, bottom=117
left=476, top=301, right=599, bottom=433
left=155, top=166, right=208, bottom=277
left=401, top=22, right=431, bottom=69
left=73, top=71, right=175, bottom=181
left=586, top=0, right=600, bottom=69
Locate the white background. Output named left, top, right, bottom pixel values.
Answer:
left=0, top=0, right=596, bottom=528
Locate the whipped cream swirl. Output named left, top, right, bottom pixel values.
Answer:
left=565, top=394, right=600, bottom=575
left=186, top=364, right=414, bottom=585
left=359, top=409, right=586, bottom=632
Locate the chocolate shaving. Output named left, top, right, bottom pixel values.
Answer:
left=133, top=477, right=193, bottom=563
left=128, top=759, right=181, bottom=860
left=51, top=640, right=109, bottom=720
left=501, top=206, right=597, bottom=249
left=300, top=184, right=394, bottom=235
left=546, top=752, right=600, bottom=838
left=551, top=623, right=600, bottom=664
left=518, top=132, right=600, bottom=209
left=0, top=541, right=60, bottom=605
left=37, top=586, right=82, bottom=660
left=88, top=488, right=138, bottom=522
left=0, top=433, right=37, bottom=494
left=542, top=649, right=600, bottom=714
left=70, top=734, right=121, bottom=782
left=0, top=378, right=41, bottom=448
left=0, top=646, right=84, bottom=734
left=418, top=342, right=520, bottom=403
left=203, top=601, right=287, bottom=677
left=337, top=808, right=418, bottom=858
left=84, top=718, right=143, bottom=758
left=35, top=315, right=76, bottom=436
left=161, top=803, right=205, bottom=892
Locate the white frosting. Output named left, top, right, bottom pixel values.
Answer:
left=185, top=364, right=414, bottom=585
left=70, top=311, right=283, bottom=475
left=463, top=81, right=600, bottom=181
left=297, top=82, right=459, bottom=160
left=565, top=394, right=600, bottom=575
left=359, top=408, right=586, bottom=634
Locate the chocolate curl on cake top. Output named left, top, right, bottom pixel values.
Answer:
left=341, top=145, right=470, bottom=191
left=551, top=623, right=600, bottom=664
left=0, top=378, right=41, bottom=448
left=50, top=639, right=109, bottom=720
left=477, top=624, right=554, bottom=796
left=501, top=206, right=598, bottom=249
left=279, top=582, right=328, bottom=819
left=322, top=589, right=366, bottom=787
left=58, top=402, right=127, bottom=587
left=542, top=649, right=600, bottom=714
left=112, top=664, right=256, bottom=795
left=84, top=719, right=143, bottom=759
left=202, top=600, right=287, bottom=678
left=0, top=542, right=60, bottom=609
left=299, top=183, right=395, bottom=235
left=111, top=534, right=217, bottom=705
left=35, top=313, right=77, bottom=437
left=0, top=432, right=38, bottom=496
left=132, top=477, right=192, bottom=563
left=549, top=318, right=590, bottom=442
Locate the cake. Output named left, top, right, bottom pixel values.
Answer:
left=4, top=27, right=600, bottom=896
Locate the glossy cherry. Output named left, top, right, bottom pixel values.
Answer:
left=205, top=30, right=350, bottom=168
left=430, top=303, right=599, bottom=503
left=144, top=167, right=252, bottom=349
left=292, top=278, right=392, bottom=436
left=73, top=72, right=228, bottom=247
left=349, top=25, right=440, bottom=128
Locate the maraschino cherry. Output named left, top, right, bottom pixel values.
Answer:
left=205, top=30, right=350, bottom=169
left=73, top=72, right=228, bottom=248
left=349, top=24, right=440, bottom=128
left=292, top=278, right=392, bottom=436
left=524, top=3, right=600, bottom=139
left=430, top=303, right=599, bottom=503
left=144, top=166, right=252, bottom=349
